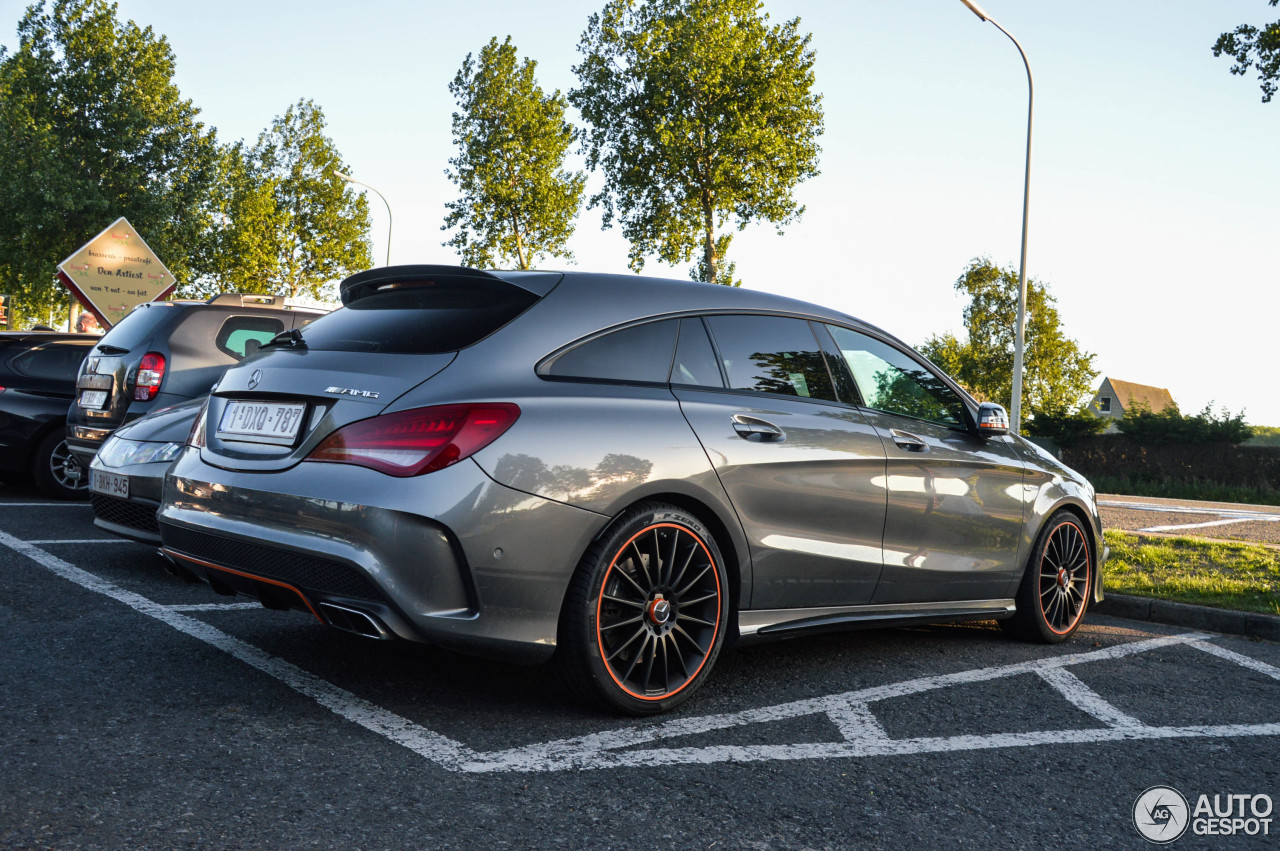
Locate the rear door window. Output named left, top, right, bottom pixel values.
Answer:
left=543, top=319, right=679, bottom=385
left=705, top=315, right=838, bottom=402
left=670, top=318, right=724, bottom=388
left=216, top=316, right=286, bottom=358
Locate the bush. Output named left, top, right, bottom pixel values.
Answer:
left=1117, top=403, right=1253, bottom=445
left=1024, top=407, right=1107, bottom=447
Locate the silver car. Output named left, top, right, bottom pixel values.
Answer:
left=158, top=265, right=1105, bottom=714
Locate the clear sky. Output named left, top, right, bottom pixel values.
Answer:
left=4, top=0, right=1278, bottom=423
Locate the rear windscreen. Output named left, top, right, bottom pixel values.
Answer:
left=97, top=302, right=177, bottom=351
left=299, top=282, right=539, bottom=354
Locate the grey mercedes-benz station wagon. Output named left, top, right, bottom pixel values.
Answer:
left=158, top=265, right=1105, bottom=714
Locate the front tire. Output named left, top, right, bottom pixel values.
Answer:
left=1002, top=510, right=1092, bottom=643
left=556, top=503, right=729, bottom=715
left=32, top=431, right=89, bottom=500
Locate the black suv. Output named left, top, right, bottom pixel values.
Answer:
left=0, top=331, right=99, bottom=498
left=66, top=294, right=325, bottom=466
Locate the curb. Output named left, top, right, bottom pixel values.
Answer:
left=1094, top=594, right=1280, bottom=641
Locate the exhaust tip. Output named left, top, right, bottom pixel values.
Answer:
left=158, top=549, right=200, bottom=584
left=318, top=602, right=393, bottom=640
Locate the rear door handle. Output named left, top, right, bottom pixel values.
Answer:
left=732, top=414, right=785, bottom=442
left=890, top=429, right=928, bottom=452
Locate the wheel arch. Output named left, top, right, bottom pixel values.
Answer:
left=1034, top=497, right=1104, bottom=604
left=559, top=490, right=748, bottom=638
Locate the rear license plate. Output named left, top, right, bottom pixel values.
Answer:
left=216, top=401, right=307, bottom=445
left=90, top=468, right=129, bottom=498
left=78, top=389, right=108, bottom=409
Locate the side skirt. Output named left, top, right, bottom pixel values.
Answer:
left=736, top=599, right=1017, bottom=643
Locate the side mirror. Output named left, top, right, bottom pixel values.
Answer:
left=976, top=402, right=1010, bottom=436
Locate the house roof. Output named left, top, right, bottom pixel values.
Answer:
left=1102, top=378, right=1176, bottom=413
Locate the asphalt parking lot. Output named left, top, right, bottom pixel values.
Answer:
left=4, top=485, right=1280, bottom=849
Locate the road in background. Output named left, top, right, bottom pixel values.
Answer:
left=1099, top=494, right=1280, bottom=547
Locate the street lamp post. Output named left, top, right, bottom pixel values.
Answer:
left=336, top=171, right=393, bottom=266
left=959, top=0, right=1034, bottom=435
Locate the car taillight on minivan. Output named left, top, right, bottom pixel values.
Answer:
left=306, top=403, right=520, bottom=477
left=134, top=352, right=166, bottom=401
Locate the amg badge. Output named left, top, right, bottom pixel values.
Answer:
left=325, top=386, right=380, bottom=399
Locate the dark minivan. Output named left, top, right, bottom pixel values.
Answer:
left=66, top=294, right=325, bottom=467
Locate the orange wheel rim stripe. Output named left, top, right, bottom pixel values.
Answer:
left=595, top=523, right=722, bottom=702
left=1037, top=520, right=1090, bottom=635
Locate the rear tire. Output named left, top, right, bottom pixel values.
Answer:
left=555, top=502, right=729, bottom=715
left=31, top=431, right=89, bottom=500
left=1002, top=510, right=1092, bottom=643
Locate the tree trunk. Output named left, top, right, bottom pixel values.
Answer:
left=701, top=189, right=717, bottom=284
left=512, top=212, right=529, bottom=270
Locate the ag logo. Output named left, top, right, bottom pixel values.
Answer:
left=1134, top=786, right=1190, bottom=844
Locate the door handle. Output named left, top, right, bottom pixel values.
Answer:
left=732, top=414, right=785, bottom=442
left=890, top=429, right=928, bottom=452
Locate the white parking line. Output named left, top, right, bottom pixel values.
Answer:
left=0, top=530, right=475, bottom=769
left=26, top=538, right=139, bottom=544
left=1, top=502, right=92, bottom=507
left=1099, top=500, right=1280, bottom=522
left=1139, top=517, right=1280, bottom=533
left=1035, top=667, right=1145, bottom=729
left=164, top=602, right=264, bottom=612
left=5, top=528, right=1280, bottom=774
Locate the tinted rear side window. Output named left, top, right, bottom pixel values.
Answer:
left=301, top=282, right=538, bottom=354
left=545, top=319, right=678, bottom=384
left=706, top=315, right=837, bottom=402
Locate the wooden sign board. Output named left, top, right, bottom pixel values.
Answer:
left=57, top=217, right=176, bottom=328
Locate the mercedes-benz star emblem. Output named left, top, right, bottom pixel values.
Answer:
left=247, top=369, right=263, bottom=390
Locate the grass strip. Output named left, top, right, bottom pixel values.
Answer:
left=1103, top=530, right=1280, bottom=615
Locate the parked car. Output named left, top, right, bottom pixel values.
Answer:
left=66, top=294, right=326, bottom=468
left=157, top=265, right=1106, bottom=714
left=89, top=397, right=202, bottom=543
left=0, top=331, right=98, bottom=498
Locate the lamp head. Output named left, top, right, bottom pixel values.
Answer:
left=959, top=0, right=990, bottom=21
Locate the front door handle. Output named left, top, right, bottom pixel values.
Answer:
left=890, top=429, right=928, bottom=452
left=732, top=414, right=785, bottom=442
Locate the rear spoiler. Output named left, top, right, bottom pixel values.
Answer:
left=338, top=265, right=563, bottom=306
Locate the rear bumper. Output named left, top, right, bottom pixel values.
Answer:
left=66, top=425, right=113, bottom=466
left=157, top=449, right=609, bottom=663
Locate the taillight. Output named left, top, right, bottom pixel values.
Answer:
left=306, top=403, right=520, bottom=477
left=187, top=397, right=210, bottom=448
left=134, top=352, right=166, bottom=401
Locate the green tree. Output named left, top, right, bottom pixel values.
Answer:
left=0, top=0, right=219, bottom=324
left=571, top=0, right=823, bottom=285
left=1213, top=0, right=1280, bottom=103
left=183, top=142, right=286, bottom=298
left=920, top=259, right=1097, bottom=425
left=247, top=99, right=371, bottom=299
left=443, top=36, right=584, bottom=269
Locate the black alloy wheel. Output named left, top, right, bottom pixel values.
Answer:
left=557, top=503, right=729, bottom=714
left=1003, top=509, right=1092, bottom=643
